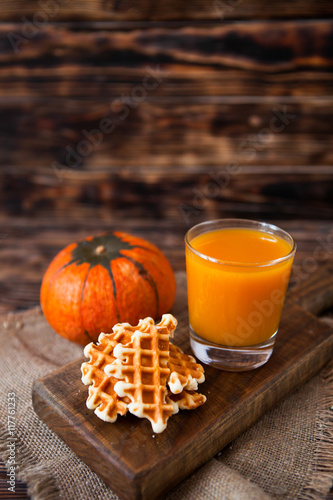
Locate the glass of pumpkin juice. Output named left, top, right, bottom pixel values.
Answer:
left=185, top=219, right=296, bottom=371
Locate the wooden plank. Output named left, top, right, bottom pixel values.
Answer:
left=1, top=0, right=333, bottom=21
left=1, top=167, right=332, bottom=227
left=3, top=163, right=333, bottom=220
left=0, top=67, right=332, bottom=98
left=0, top=98, right=332, bottom=169
left=288, top=264, right=333, bottom=316
left=31, top=266, right=333, bottom=499
left=1, top=21, right=332, bottom=97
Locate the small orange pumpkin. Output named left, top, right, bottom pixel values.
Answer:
left=40, top=231, right=176, bottom=345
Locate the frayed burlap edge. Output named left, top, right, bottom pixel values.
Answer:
left=299, top=359, right=333, bottom=500
left=0, top=306, right=61, bottom=500
left=0, top=426, right=60, bottom=500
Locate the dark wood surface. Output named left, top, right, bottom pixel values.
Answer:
left=1, top=0, right=333, bottom=21
left=31, top=266, right=333, bottom=500
left=1, top=21, right=333, bottom=98
left=1, top=19, right=332, bottom=183
left=1, top=100, right=333, bottom=170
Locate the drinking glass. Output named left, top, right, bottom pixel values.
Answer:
left=185, top=219, right=296, bottom=371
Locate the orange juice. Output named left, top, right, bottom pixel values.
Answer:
left=186, top=227, right=295, bottom=347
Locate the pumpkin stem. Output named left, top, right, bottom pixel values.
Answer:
left=95, top=245, right=107, bottom=255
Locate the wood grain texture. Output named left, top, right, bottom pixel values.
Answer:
left=32, top=267, right=333, bottom=500
left=1, top=168, right=333, bottom=230
left=288, top=264, right=333, bottom=316
left=1, top=66, right=332, bottom=98
left=1, top=21, right=333, bottom=97
left=1, top=98, right=333, bottom=172
left=1, top=0, right=333, bottom=21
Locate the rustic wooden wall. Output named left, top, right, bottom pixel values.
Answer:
left=0, top=1, right=332, bottom=312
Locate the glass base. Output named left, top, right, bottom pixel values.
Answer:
left=189, top=326, right=277, bottom=371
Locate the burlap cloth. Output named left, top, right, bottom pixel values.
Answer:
left=0, top=272, right=332, bottom=500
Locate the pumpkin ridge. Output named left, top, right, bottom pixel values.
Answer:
left=56, top=253, right=83, bottom=275
left=103, top=261, right=121, bottom=322
left=132, top=246, right=162, bottom=257
left=67, top=237, right=123, bottom=322
left=83, top=328, right=95, bottom=343
left=113, top=232, right=161, bottom=256
left=101, top=260, right=118, bottom=299
left=122, top=255, right=159, bottom=318
left=88, top=261, right=121, bottom=323
left=80, top=267, right=90, bottom=303
left=79, top=267, right=92, bottom=340
left=120, top=242, right=160, bottom=256
left=41, top=254, right=81, bottom=319
left=43, top=253, right=79, bottom=296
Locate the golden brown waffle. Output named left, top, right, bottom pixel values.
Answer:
left=82, top=314, right=206, bottom=432
left=105, top=315, right=176, bottom=433
left=168, top=344, right=205, bottom=394
left=81, top=330, right=132, bottom=422
left=167, top=389, right=207, bottom=411
left=110, top=313, right=176, bottom=342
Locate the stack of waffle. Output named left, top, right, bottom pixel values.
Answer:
left=81, top=314, right=206, bottom=433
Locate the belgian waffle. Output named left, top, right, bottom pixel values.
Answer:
left=105, top=316, right=176, bottom=433
left=81, top=331, right=130, bottom=422
left=167, top=389, right=207, bottom=411
left=168, top=344, right=205, bottom=394
left=82, top=314, right=206, bottom=433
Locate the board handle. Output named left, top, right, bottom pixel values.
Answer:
left=287, top=263, right=333, bottom=316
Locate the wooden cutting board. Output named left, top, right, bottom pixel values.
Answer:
left=32, top=265, right=333, bottom=500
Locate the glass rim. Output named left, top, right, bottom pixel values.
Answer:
left=185, top=218, right=297, bottom=268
